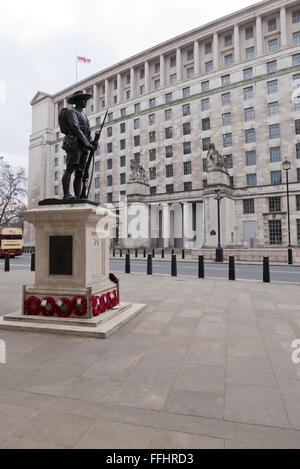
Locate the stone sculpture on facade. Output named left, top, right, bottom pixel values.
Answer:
left=207, top=143, right=228, bottom=171
left=129, top=159, right=148, bottom=184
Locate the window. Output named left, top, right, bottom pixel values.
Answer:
left=225, top=35, right=232, bottom=47
left=243, top=68, right=253, bottom=80
left=107, top=175, right=112, bottom=187
left=245, top=129, right=255, bottom=143
left=269, top=220, right=282, bottom=245
left=223, top=133, right=232, bottom=147
left=244, top=86, right=254, bottom=100
left=183, top=142, right=191, bottom=154
left=165, top=127, right=173, bottom=139
left=96, top=117, right=101, bottom=126
left=269, top=124, right=280, bottom=139
left=244, top=107, right=254, bottom=122
left=55, top=158, right=59, bottom=167
left=149, top=114, right=155, bottom=125
left=150, top=168, right=156, bottom=180
left=149, top=131, right=156, bottom=143
left=243, top=199, right=255, bottom=214
left=120, top=173, right=126, bottom=185
left=121, top=108, right=126, bottom=118
left=247, top=174, right=257, bottom=187
left=222, top=92, right=231, bottom=106
left=166, top=146, right=173, bottom=158
left=55, top=144, right=59, bottom=154
left=202, top=137, right=211, bottom=151
left=268, top=18, right=277, bottom=32
left=54, top=186, right=59, bottom=196
left=297, top=195, right=300, bottom=211
left=295, top=119, right=300, bottom=134
left=134, top=135, right=140, bottom=146
left=120, top=156, right=126, bottom=167
left=107, top=193, right=113, bottom=204
left=293, top=54, right=300, bottom=66
left=271, top=171, right=282, bottom=185
left=150, top=186, right=157, bottom=196
left=203, top=179, right=208, bottom=188
left=107, top=143, right=112, bottom=153
left=166, top=184, right=174, bottom=194
left=245, top=26, right=254, bottom=40
left=155, top=63, right=160, bottom=74
left=107, top=159, right=113, bottom=170
left=183, top=122, right=191, bottom=135
left=184, top=161, right=192, bottom=175
left=293, top=32, right=300, bottom=45
left=294, top=97, right=300, bottom=112
left=107, top=127, right=113, bottom=137
left=205, top=61, right=213, bottom=73
left=183, top=104, right=190, bottom=116
left=114, top=96, right=117, bottom=104
left=268, top=39, right=278, bottom=53
left=225, top=154, right=233, bottom=169
left=187, top=67, right=194, bottom=79
left=170, top=56, right=176, bottom=67
left=202, top=118, right=210, bottom=131
left=134, top=153, right=140, bottom=164
left=120, top=122, right=126, bottom=133
left=184, top=182, right=192, bottom=192
left=54, top=171, right=59, bottom=181
left=224, top=54, right=233, bottom=67
left=203, top=159, right=208, bottom=172
left=166, top=164, right=173, bottom=178
left=297, top=143, right=300, bottom=159
left=268, top=80, right=278, bottom=94
left=187, top=49, right=194, bottom=61
left=149, top=149, right=156, bottom=161
left=222, top=74, right=230, bottom=86
left=183, top=87, right=190, bottom=98
left=149, top=98, right=156, bottom=108
left=269, top=197, right=281, bottom=213
left=134, top=118, right=140, bottom=130
left=127, top=74, right=131, bottom=84
left=293, top=9, right=300, bottom=24
left=140, top=85, right=145, bottom=95
left=140, top=68, right=145, bottom=79
left=201, top=98, right=210, bottom=111
left=120, top=139, right=126, bottom=151
left=246, top=47, right=255, bottom=60
left=297, top=219, right=300, bottom=244
left=95, top=194, right=100, bottom=204
left=270, top=147, right=281, bottom=162
left=222, top=113, right=231, bottom=127
left=293, top=74, right=300, bottom=89
left=108, top=112, right=113, bottom=122
left=170, top=74, right=177, bottom=84
left=165, top=92, right=173, bottom=103
left=165, top=109, right=172, bottom=121
left=246, top=151, right=256, bottom=166
left=298, top=168, right=300, bottom=183
left=205, top=42, right=212, bottom=54
left=154, top=79, right=160, bottom=90
left=135, top=103, right=141, bottom=113
left=268, top=102, right=279, bottom=116
left=201, top=81, right=209, bottom=92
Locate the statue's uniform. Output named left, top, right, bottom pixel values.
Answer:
left=62, top=108, right=92, bottom=171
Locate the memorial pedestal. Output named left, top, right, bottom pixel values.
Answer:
left=0, top=202, right=145, bottom=338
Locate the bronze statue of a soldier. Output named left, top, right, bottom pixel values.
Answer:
left=59, top=90, right=97, bottom=200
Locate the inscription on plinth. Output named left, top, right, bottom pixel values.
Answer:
left=49, top=235, right=73, bottom=276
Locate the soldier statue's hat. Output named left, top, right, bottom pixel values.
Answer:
left=68, top=90, right=92, bottom=105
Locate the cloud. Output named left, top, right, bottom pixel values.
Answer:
left=0, top=80, right=7, bottom=104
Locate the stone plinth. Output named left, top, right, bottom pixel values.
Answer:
left=127, top=180, right=150, bottom=197
left=207, top=167, right=230, bottom=187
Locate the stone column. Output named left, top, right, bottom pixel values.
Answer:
left=183, top=203, right=194, bottom=249
left=173, top=203, right=183, bottom=248
left=256, top=16, right=263, bottom=55
left=151, top=204, right=159, bottom=244
left=117, top=73, right=122, bottom=103
left=162, top=203, right=170, bottom=248
left=63, top=98, right=67, bottom=108
left=145, top=61, right=150, bottom=93
left=130, top=67, right=135, bottom=98
left=55, top=103, right=59, bottom=126
left=93, top=84, right=98, bottom=112
left=213, top=32, right=219, bottom=70
left=176, top=48, right=182, bottom=81
left=194, top=40, right=200, bottom=75
left=234, top=24, right=240, bottom=63
left=105, top=78, right=109, bottom=107
left=280, top=7, right=287, bottom=47
left=160, top=54, right=165, bottom=87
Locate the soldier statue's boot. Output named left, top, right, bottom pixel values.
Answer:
left=62, top=171, right=75, bottom=200
left=73, top=173, right=83, bottom=200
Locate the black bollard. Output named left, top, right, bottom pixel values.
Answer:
left=182, top=249, right=185, bottom=260
left=113, top=249, right=116, bottom=258
left=125, top=253, right=131, bottom=274
left=198, top=256, right=205, bottom=279
left=162, top=249, right=165, bottom=259
left=135, top=249, right=138, bottom=258
left=31, top=252, right=35, bottom=272
left=263, top=257, right=270, bottom=283
left=127, top=249, right=130, bottom=254
left=144, top=248, right=146, bottom=259
left=171, top=254, right=177, bottom=277
left=229, top=256, right=235, bottom=281
left=147, top=255, right=153, bottom=275
left=4, top=253, right=10, bottom=272
left=120, top=249, right=123, bottom=258
left=152, top=249, right=155, bottom=259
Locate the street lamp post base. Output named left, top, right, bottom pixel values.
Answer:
left=216, top=248, right=224, bottom=263
left=288, top=248, right=293, bottom=266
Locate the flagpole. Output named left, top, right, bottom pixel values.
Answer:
left=76, top=55, right=78, bottom=83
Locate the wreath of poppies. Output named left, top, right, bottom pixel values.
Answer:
left=40, top=297, right=56, bottom=317
left=55, top=298, right=72, bottom=318
left=24, top=296, right=41, bottom=316
left=70, top=296, right=87, bottom=317
left=91, top=290, right=119, bottom=316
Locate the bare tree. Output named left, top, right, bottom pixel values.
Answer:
left=0, top=160, right=27, bottom=230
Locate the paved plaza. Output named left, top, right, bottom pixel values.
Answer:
left=1, top=270, right=300, bottom=449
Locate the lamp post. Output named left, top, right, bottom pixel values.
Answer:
left=215, top=189, right=224, bottom=263
left=283, top=159, right=293, bottom=265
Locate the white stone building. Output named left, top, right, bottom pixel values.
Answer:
left=27, top=0, right=300, bottom=258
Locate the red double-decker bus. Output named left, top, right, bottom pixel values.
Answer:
left=0, top=228, right=23, bottom=257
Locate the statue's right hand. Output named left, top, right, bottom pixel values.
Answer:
left=87, top=143, right=95, bottom=151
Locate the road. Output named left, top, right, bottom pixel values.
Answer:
left=1, top=255, right=300, bottom=283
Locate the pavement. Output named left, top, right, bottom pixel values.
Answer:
left=1, top=270, right=300, bottom=448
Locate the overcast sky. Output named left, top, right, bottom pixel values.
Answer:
left=0, top=0, right=260, bottom=170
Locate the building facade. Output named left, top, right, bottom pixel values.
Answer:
left=27, top=0, right=300, bottom=254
